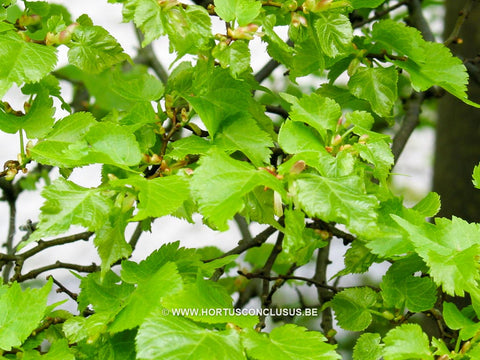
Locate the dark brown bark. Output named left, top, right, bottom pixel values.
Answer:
left=433, top=1, right=480, bottom=222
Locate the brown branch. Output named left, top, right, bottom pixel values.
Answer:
left=13, top=261, right=100, bottom=282
left=19, top=232, right=94, bottom=260
left=265, top=104, right=289, bottom=119
left=314, top=242, right=335, bottom=343
left=2, top=199, right=16, bottom=283
left=48, top=275, right=78, bottom=301
left=406, top=0, right=435, bottom=42
left=256, top=231, right=284, bottom=331
left=128, top=222, right=144, bottom=252
left=391, top=91, right=425, bottom=165
left=309, top=219, right=356, bottom=245
left=443, top=0, right=478, bottom=46
left=238, top=270, right=339, bottom=292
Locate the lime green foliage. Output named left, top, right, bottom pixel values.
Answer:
left=1, top=0, right=480, bottom=358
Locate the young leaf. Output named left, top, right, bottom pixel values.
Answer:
left=351, top=0, right=385, bottom=8
left=293, top=173, right=378, bottom=235
left=0, top=31, right=57, bottom=97
left=382, top=324, right=433, bottom=360
left=380, top=256, right=437, bottom=312
left=0, top=279, right=52, bottom=351
left=26, top=178, right=113, bottom=246
left=353, top=333, right=383, bottom=360
left=412, top=192, right=441, bottom=218
left=392, top=216, right=480, bottom=297
left=136, top=314, right=246, bottom=360
left=348, top=66, right=398, bottom=117
left=214, top=0, right=262, bottom=26
left=122, top=175, right=190, bottom=221
left=473, top=163, right=480, bottom=189
left=330, top=287, right=378, bottom=331
left=191, top=149, right=284, bottom=230
left=212, top=39, right=251, bottom=78
left=443, top=302, right=480, bottom=341
left=241, top=324, right=340, bottom=360
left=284, top=93, right=341, bottom=142
left=334, top=241, right=378, bottom=277
left=109, top=262, right=183, bottom=333
left=314, top=13, right=353, bottom=58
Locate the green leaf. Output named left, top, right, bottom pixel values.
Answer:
left=353, top=333, right=382, bottom=360
left=372, top=19, right=426, bottom=62
left=345, top=111, right=374, bottom=130
left=109, top=262, right=183, bottom=332
left=214, top=117, right=273, bottom=166
left=0, top=279, right=52, bottom=351
left=314, top=13, right=353, bottom=58
left=77, top=271, right=134, bottom=314
left=331, top=287, right=378, bottom=331
left=351, top=0, right=385, bottom=8
left=0, top=31, right=57, bottom=96
left=382, top=324, right=433, bottom=360
left=122, top=0, right=165, bottom=46
left=285, top=93, right=341, bottom=142
left=136, top=314, right=246, bottom=360
left=110, top=69, right=164, bottom=102
left=214, top=0, right=261, bottom=26
left=186, top=67, right=252, bottom=137
left=278, top=120, right=326, bottom=153
left=213, top=40, right=251, bottom=78
left=380, top=256, right=437, bottom=312
left=26, top=178, right=113, bottom=246
left=334, top=241, right=378, bottom=277
left=22, top=339, right=75, bottom=360
left=412, top=192, right=441, bottom=217
left=392, top=216, right=480, bottom=297
left=94, top=209, right=132, bottom=278
left=191, top=149, right=284, bottom=230
left=473, top=164, right=480, bottom=189
left=68, top=23, right=129, bottom=73
left=21, top=178, right=113, bottom=247
left=242, top=324, right=340, bottom=360
left=0, top=89, right=54, bottom=138
left=121, top=175, right=190, bottom=221
left=443, top=302, right=480, bottom=341
left=348, top=66, right=398, bottom=117
left=163, top=277, right=257, bottom=328
left=84, top=122, right=143, bottom=166
left=167, top=135, right=212, bottom=160
left=293, top=173, right=378, bottom=235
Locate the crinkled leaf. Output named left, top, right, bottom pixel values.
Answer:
left=0, top=31, right=57, bottom=97
left=284, top=93, right=341, bottom=142
left=393, top=216, right=480, bottom=297
left=191, top=149, right=284, bottom=230
left=214, top=0, right=261, bottom=26
left=121, top=175, right=190, bottom=221
left=380, top=255, right=436, bottom=312
left=334, top=241, right=378, bottom=277
left=68, top=24, right=128, bottom=73
left=214, top=117, right=273, bottom=166
left=412, top=192, right=441, bottom=218
left=242, top=324, right=340, bottom=360
left=136, top=314, right=246, bottom=360
left=351, top=0, right=385, bottom=8
left=213, top=40, right=251, bottom=78
left=26, top=178, right=113, bottom=246
left=109, top=262, right=183, bottom=333
left=331, top=287, right=378, bottom=331
left=382, top=324, right=433, bottom=360
left=0, top=279, right=52, bottom=351
left=94, top=210, right=132, bottom=278
left=167, top=135, right=212, bottom=160
left=314, top=13, right=353, bottom=58
left=348, top=66, right=398, bottom=117
left=353, top=333, right=382, bottom=360
left=294, top=173, right=378, bottom=235
left=473, top=164, right=480, bottom=189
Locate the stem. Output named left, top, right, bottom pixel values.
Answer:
left=2, top=199, right=16, bottom=283
left=443, top=0, right=478, bottom=46
left=353, top=1, right=408, bottom=29
left=19, top=129, right=25, bottom=160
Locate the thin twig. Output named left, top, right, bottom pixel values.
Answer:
left=314, top=243, right=335, bottom=344
left=353, top=0, right=409, bottom=29
left=128, top=222, right=144, bottom=252
left=256, top=231, right=284, bottom=331
left=234, top=214, right=252, bottom=243
left=2, top=199, right=16, bottom=283
left=265, top=104, right=289, bottom=119
left=19, top=232, right=94, bottom=259
left=443, top=0, right=478, bottom=46
left=13, top=261, right=100, bottom=282
left=48, top=275, right=78, bottom=301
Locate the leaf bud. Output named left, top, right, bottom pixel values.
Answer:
left=290, top=160, right=306, bottom=174
left=291, top=12, right=307, bottom=27
left=227, top=24, right=259, bottom=40
left=5, top=168, right=17, bottom=181
left=381, top=310, right=394, bottom=320
left=332, top=134, right=342, bottom=147
left=282, top=0, right=298, bottom=12
left=273, top=191, right=283, bottom=217
left=358, top=134, right=369, bottom=144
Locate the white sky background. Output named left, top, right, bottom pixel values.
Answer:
left=0, top=0, right=436, bottom=315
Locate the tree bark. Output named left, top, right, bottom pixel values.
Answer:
left=433, top=1, right=480, bottom=222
